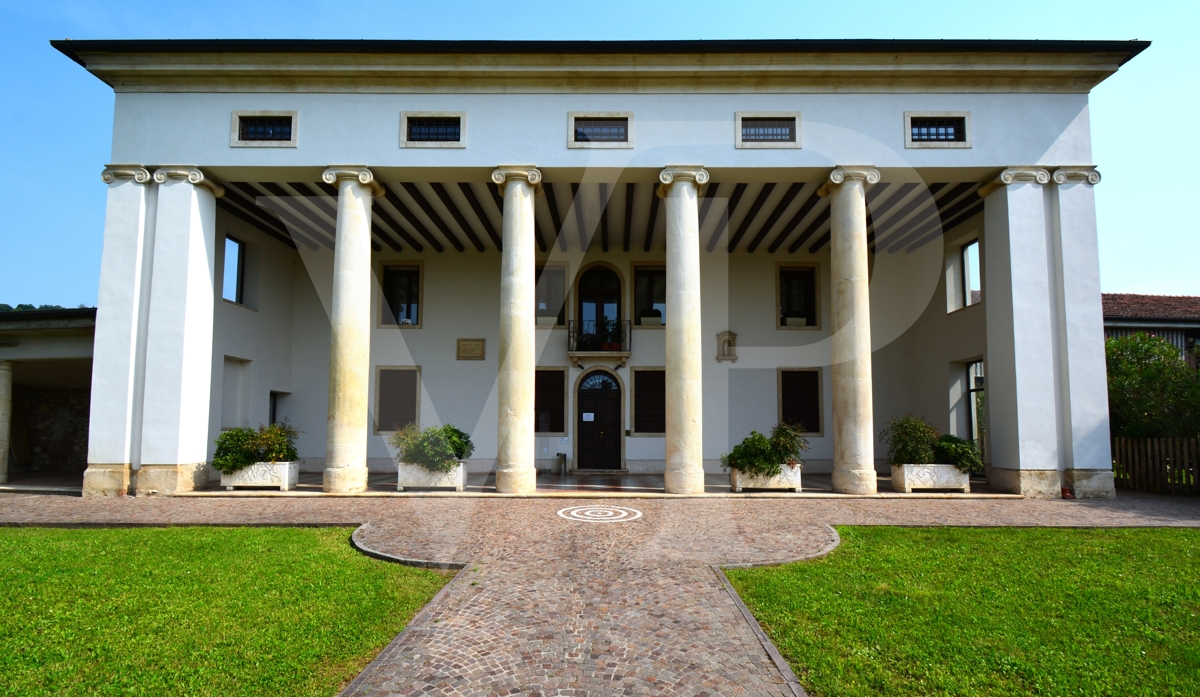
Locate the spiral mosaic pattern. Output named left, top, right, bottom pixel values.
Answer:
left=556, top=505, right=643, bottom=523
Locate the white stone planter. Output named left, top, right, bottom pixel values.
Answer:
left=730, top=465, right=802, bottom=493
left=221, top=461, right=299, bottom=491
left=397, top=461, right=465, bottom=492
left=891, top=464, right=970, bottom=493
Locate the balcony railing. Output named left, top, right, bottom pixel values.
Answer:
left=568, top=319, right=631, bottom=353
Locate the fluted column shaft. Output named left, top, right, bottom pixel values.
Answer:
left=825, top=167, right=879, bottom=495
left=323, top=167, right=384, bottom=493
left=660, top=166, right=709, bottom=495
left=493, top=166, right=541, bottom=494
left=0, top=361, right=12, bottom=484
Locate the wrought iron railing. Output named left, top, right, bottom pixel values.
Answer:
left=568, top=319, right=630, bottom=352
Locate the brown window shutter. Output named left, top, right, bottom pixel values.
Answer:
left=781, top=370, right=821, bottom=433
left=634, top=370, right=666, bottom=433
left=377, top=369, right=418, bottom=431
left=535, top=370, right=565, bottom=433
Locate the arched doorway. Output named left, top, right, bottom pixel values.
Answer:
left=576, top=266, right=621, bottom=351
left=576, top=370, right=622, bottom=470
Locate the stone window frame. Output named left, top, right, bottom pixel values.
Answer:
left=904, top=111, right=972, bottom=149
left=567, top=111, right=635, bottom=149
left=777, top=367, right=825, bottom=437
left=400, top=111, right=467, bottom=149
left=229, top=110, right=298, bottom=148
left=734, top=111, right=802, bottom=149
left=373, top=365, right=421, bottom=435
left=628, top=366, right=666, bottom=437
left=535, top=367, right=570, bottom=437
left=775, top=262, right=822, bottom=331
left=376, top=261, right=424, bottom=329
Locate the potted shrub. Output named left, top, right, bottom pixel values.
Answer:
left=214, top=422, right=301, bottom=491
left=880, top=415, right=982, bottom=493
left=722, top=422, right=808, bottom=492
left=390, top=424, right=474, bottom=492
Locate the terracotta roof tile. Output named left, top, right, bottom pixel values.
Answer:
left=1102, top=293, right=1200, bottom=321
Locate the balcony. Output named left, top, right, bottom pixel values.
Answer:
left=567, top=319, right=631, bottom=367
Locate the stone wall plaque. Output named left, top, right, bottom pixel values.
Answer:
left=456, top=338, right=486, bottom=360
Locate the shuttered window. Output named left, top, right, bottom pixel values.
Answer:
left=633, top=369, right=666, bottom=434
left=535, top=370, right=566, bottom=434
left=780, top=370, right=821, bottom=434
left=377, top=369, right=418, bottom=432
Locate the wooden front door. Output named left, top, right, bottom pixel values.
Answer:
left=576, top=371, right=621, bottom=470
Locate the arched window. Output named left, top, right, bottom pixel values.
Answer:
left=580, top=372, right=619, bottom=391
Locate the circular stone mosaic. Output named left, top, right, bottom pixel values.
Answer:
left=557, top=505, right=644, bottom=523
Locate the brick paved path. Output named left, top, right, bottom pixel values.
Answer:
left=2, top=492, right=1198, bottom=696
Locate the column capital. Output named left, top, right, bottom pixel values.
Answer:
left=101, top=165, right=151, bottom=185
left=322, top=166, right=385, bottom=197
left=977, top=166, right=1051, bottom=198
left=491, top=165, right=542, bottom=197
left=152, top=166, right=224, bottom=198
left=817, top=166, right=880, bottom=197
left=656, top=165, right=709, bottom=197
left=1052, top=166, right=1101, bottom=186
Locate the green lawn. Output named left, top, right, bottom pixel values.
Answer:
left=726, top=527, right=1200, bottom=697
left=0, top=527, right=450, bottom=696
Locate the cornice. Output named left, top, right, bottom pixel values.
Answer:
left=101, top=165, right=151, bottom=185
left=491, top=165, right=543, bottom=197
left=322, top=166, right=386, bottom=197
left=152, top=166, right=224, bottom=197
left=977, top=166, right=1051, bottom=198
left=1052, top=166, right=1101, bottom=185
left=657, top=166, right=710, bottom=197
left=817, top=166, right=880, bottom=197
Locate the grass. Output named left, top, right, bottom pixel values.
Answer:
left=0, top=526, right=450, bottom=696
left=726, top=527, right=1200, bottom=697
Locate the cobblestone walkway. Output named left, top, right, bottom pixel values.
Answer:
left=2, top=492, right=1198, bottom=696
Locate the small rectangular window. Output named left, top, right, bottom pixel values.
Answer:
left=407, top=116, right=461, bottom=142
left=778, top=266, right=817, bottom=328
left=238, top=116, right=293, bottom=142
left=535, top=265, right=566, bottom=326
left=962, top=240, right=981, bottom=306
left=574, top=118, right=628, bottom=143
left=633, top=370, right=666, bottom=434
left=633, top=267, right=666, bottom=326
left=381, top=266, right=421, bottom=326
left=910, top=116, right=966, bottom=143
left=741, top=117, right=796, bottom=143
left=377, top=368, right=418, bottom=432
left=223, top=237, right=244, bottom=304
left=535, top=369, right=566, bottom=434
left=780, top=369, right=821, bottom=434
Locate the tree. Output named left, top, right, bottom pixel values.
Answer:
left=1106, top=333, right=1200, bottom=438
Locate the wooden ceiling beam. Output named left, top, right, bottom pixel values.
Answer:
left=746, top=182, right=803, bottom=253
left=402, top=183, right=465, bottom=252
left=705, top=182, right=747, bottom=252
left=457, top=182, right=503, bottom=251
left=381, top=186, right=444, bottom=252
left=431, top=183, right=486, bottom=252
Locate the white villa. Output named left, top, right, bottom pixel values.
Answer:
left=2, top=38, right=1145, bottom=497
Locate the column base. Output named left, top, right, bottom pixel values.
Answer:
left=495, top=467, right=536, bottom=495
left=136, top=463, right=208, bottom=497
left=82, top=463, right=132, bottom=497
left=988, top=468, right=1062, bottom=498
left=664, top=467, right=705, bottom=495
left=323, top=466, right=368, bottom=493
left=832, top=468, right=877, bottom=495
left=1063, top=469, right=1116, bottom=498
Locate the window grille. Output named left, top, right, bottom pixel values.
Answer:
left=574, top=118, right=628, bottom=143
left=408, top=117, right=461, bottom=142
left=238, top=116, right=292, bottom=141
left=910, top=117, right=966, bottom=142
left=741, top=117, right=796, bottom=143
left=633, top=370, right=666, bottom=434
left=377, top=369, right=418, bottom=432
left=780, top=370, right=821, bottom=434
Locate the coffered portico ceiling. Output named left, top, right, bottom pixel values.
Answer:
left=52, top=39, right=1148, bottom=93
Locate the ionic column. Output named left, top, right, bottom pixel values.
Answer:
left=0, top=361, right=12, bottom=484
left=821, top=166, right=879, bottom=495
left=323, top=167, right=384, bottom=493
left=492, top=166, right=541, bottom=494
left=659, top=166, right=709, bottom=495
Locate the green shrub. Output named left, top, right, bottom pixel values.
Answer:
left=1106, top=332, right=1200, bottom=438
left=879, top=415, right=939, bottom=465
left=933, top=434, right=984, bottom=474
left=721, top=421, right=809, bottom=478
left=389, top=424, right=475, bottom=473
left=211, top=422, right=301, bottom=474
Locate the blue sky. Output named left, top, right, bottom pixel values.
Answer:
left=1, top=0, right=1196, bottom=306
